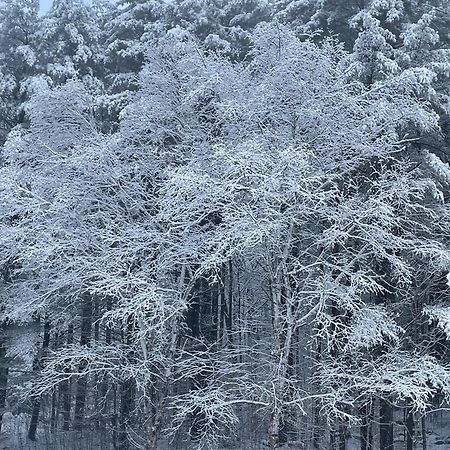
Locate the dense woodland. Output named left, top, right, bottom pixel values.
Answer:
left=1, top=0, right=450, bottom=449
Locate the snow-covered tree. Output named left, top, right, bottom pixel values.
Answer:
left=1, top=3, right=450, bottom=449
left=99, top=0, right=167, bottom=127
left=36, top=0, right=101, bottom=86
left=166, top=0, right=272, bottom=59
left=0, top=0, right=39, bottom=142
left=156, top=24, right=450, bottom=449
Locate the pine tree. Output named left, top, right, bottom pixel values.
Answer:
left=167, top=0, right=273, bottom=59
left=102, top=0, right=166, bottom=105
left=0, top=0, right=39, bottom=142
left=36, top=0, right=101, bottom=85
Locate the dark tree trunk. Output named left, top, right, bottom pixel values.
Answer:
left=92, top=300, right=101, bottom=430
left=144, top=384, right=160, bottom=450
left=61, top=324, right=73, bottom=431
left=218, top=267, right=225, bottom=340
left=186, top=278, right=201, bottom=338
left=226, top=259, right=233, bottom=336
left=368, top=404, right=374, bottom=450
left=406, top=407, right=414, bottom=450
left=312, top=338, right=322, bottom=450
left=339, top=424, right=347, bottom=450
left=421, top=415, right=427, bottom=450
left=330, top=428, right=336, bottom=450
left=236, top=264, right=242, bottom=362
left=118, top=378, right=135, bottom=450
left=118, top=317, right=136, bottom=450
left=329, top=293, right=349, bottom=450
left=28, top=389, right=40, bottom=439
left=50, top=332, right=60, bottom=431
left=50, top=387, right=57, bottom=432
left=73, top=295, right=93, bottom=431
left=187, top=276, right=211, bottom=443
left=210, top=274, right=219, bottom=341
left=112, top=384, right=118, bottom=450
left=379, top=399, right=394, bottom=450
left=312, top=400, right=320, bottom=449
left=360, top=402, right=373, bottom=450
left=28, top=320, right=51, bottom=441
left=99, top=299, right=113, bottom=434
left=0, top=338, right=9, bottom=433
left=360, top=405, right=368, bottom=450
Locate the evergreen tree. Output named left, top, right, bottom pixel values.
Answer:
left=167, top=0, right=273, bottom=59
left=0, top=0, right=39, bottom=142
left=99, top=0, right=166, bottom=129
left=36, top=0, right=101, bottom=85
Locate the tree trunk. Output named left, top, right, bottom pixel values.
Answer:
left=61, top=324, right=73, bottom=431
left=330, top=428, right=337, bottom=450
left=28, top=320, right=51, bottom=441
left=217, top=272, right=223, bottom=341
left=187, top=275, right=210, bottom=442
left=73, top=295, right=93, bottom=431
left=50, top=387, right=57, bottom=431
left=118, top=316, right=136, bottom=450
left=379, top=399, right=394, bottom=450
left=368, top=406, right=373, bottom=450
left=0, top=337, right=9, bottom=433
left=28, top=396, right=40, bottom=441
left=339, top=424, right=346, bottom=450
left=50, top=332, right=60, bottom=431
left=118, top=377, right=135, bottom=450
left=312, top=337, right=322, bottom=450
left=226, top=258, right=233, bottom=337
left=421, top=415, right=427, bottom=450
left=112, top=383, right=118, bottom=450
left=406, top=407, right=414, bottom=450
left=99, top=300, right=113, bottom=437
left=92, top=300, right=101, bottom=430
left=144, top=384, right=158, bottom=450
left=312, top=398, right=321, bottom=449
left=268, top=410, right=280, bottom=450
left=360, top=402, right=373, bottom=450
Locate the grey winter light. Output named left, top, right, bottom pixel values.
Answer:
left=0, top=1, right=450, bottom=450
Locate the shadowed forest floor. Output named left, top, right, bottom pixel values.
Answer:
left=2, top=409, right=450, bottom=449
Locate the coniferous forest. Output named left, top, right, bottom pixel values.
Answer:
left=1, top=0, right=450, bottom=449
